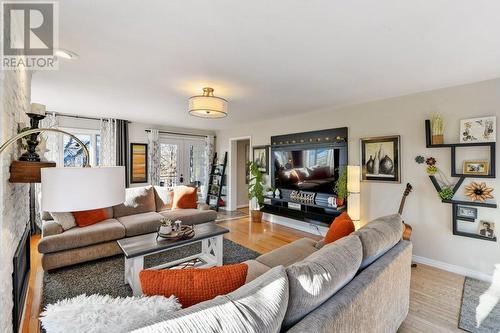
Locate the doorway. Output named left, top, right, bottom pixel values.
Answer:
left=227, top=136, right=252, bottom=211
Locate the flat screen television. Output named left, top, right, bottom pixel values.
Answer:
left=272, top=146, right=346, bottom=194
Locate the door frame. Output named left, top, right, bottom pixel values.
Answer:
left=227, top=136, right=252, bottom=211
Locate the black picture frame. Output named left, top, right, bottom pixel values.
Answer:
left=130, top=143, right=148, bottom=183
left=360, top=135, right=400, bottom=183
left=456, top=205, right=478, bottom=220
left=252, top=145, right=269, bottom=174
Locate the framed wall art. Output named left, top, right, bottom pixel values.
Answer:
left=130, top=143, right=148, bottom=183
left=360, top=135, right=400, bottom=183
left=252, top=145, right=269, bottom=174
left=460, top=116, right=496, bottom=143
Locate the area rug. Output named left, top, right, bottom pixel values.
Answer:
left=215, top=209, right=249, bottom=222
left=43, top=239, right=260, bottom=308
left=459, top=277, right=500, bottom=333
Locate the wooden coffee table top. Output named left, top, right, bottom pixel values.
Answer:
left=117, top=223, right=229, bottom=259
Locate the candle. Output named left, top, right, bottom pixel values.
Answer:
left=29, top=103, right=46, bottom=116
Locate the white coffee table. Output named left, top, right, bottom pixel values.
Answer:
left=117, top=223, right=229, bottom=296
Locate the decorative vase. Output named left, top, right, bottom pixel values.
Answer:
left=250, top=210, right=263, bottom=223
left=379, top=155, right=394, bottom=174
left=373, top=147, right=381, bottom=175
left=274, top=188, right=281, bottom=199
left=366, top=155, right=374, bottom=174
left=336, top=197, right=345, bottom=207
left=159, top=225, right=172, bottom=234
left=431, top=135, right=444, bottom=145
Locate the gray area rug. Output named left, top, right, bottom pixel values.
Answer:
left=43, top=239, right=260, bottom=307
left=459, top=277, right=500, bottom=333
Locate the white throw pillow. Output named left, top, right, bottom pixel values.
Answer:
left=40, top=294, right=180, bottom=333
left=50, top=212, right=77, bottom=231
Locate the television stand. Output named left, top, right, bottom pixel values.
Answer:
left=261, top=196, right=344, bottom=228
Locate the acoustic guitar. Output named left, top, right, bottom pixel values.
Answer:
left=398, top=183, right=413, bottom=241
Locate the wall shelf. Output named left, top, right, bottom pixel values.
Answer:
left=424, top=119, right=497, bottom=242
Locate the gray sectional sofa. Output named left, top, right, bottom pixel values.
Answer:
left=38, top=185, right=217, bottom=271
left=133, top=213, right=412, bottom=333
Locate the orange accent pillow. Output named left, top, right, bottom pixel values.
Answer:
left=140, top=263, right=248, bottom=308
left=172, top=186, right=198, bottom=209
left=324, top=212, right=355, bottom=244
left=72, top=208, right=108, bottom=227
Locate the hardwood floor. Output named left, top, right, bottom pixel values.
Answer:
left=21, top=211, right=466, bottom=333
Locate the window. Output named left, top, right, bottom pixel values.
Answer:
left=59, top=128, right=101, bottom=167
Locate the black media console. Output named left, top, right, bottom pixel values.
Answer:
left=261, top=127, right=348, bottom=227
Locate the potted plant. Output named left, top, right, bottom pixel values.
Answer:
left=334, top=166, right=348, bottom=207
left=431, top=114, right=444, bottom=145
left=248, top=161, right=265, bottom=223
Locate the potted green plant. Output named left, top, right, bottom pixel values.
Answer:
left=334, top=166, right=348, bottom=207
left=248, top=161, right=265, bottom=223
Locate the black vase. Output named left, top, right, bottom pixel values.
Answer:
left=379, top=155, right=394, bottom=174
left=366, top=155, right=375, bottom=174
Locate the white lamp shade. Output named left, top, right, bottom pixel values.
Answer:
left=347, top=165, right=361, bottom=193
left=188, top=96, right=228, bottom=118
left=347, top=193, right=361, bottom=222
left=41, top=166, right=125, bottom=212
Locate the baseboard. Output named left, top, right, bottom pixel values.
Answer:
left=412, top=255, right=492, bottom=282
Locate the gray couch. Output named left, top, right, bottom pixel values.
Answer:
left=133, top=213, right=412, bottom=333
left=38, top=185, right=217, bottom=271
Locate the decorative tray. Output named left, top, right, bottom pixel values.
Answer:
left=156, top=225, right=195, bottom=241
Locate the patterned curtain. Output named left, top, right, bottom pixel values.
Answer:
left=99, top=118, right=116, bottom=166
left=204, top=135, right=215, bottom=200
left=148, top=129, right=161, bottom=186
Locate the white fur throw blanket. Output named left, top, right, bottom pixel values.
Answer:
left=40, top=294, right=181, bottom=333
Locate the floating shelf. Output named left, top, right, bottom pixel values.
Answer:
left=424, top=119, right=497, bottom=242
left=441, top=199, right=497, bottom=209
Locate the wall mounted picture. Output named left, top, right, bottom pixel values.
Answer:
left=463, top=160, right=490, bottom=176
left=361, top=135, right=400, bottom=183
left=478, top=220, right=495, bottom=239
left=456, top=205, right=477, bottom=219
left=253, top=145, right=269, bottom=174
left=460, top=116, right=496, bottom=143
left=130, top=143, right=148, bottom=183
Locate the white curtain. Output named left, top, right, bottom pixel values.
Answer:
left=148, top=129, right=161, bottom=185
left=35, top=113, right=59, bottom=229
left=99, top=118, right=116, bottom=166
left=204, top=135, right=215, bottom=200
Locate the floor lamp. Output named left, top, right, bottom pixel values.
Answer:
left=0, top=128, right=126, bottom=212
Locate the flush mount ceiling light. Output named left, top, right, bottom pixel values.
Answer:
left=55, top=49, right=79, bottom=60
left=188, top=87, right=228, bottom=118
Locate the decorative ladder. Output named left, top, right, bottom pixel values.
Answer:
left=206, top=152, right=228, bottom=212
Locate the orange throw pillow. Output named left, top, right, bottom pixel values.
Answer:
left=72, top=208, right=108, bottom=227
left=324, top=212, right=355, bottom=244
left=140, top=263, right=248, bottom=308
left=172, top=186, right=198, bottom=209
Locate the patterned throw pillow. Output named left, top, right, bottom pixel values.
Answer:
left=140, top=263, right=248, bottom=308
left=50, top=212, right=77, bottom=231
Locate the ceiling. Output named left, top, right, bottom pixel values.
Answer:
left=32, top=0, right=500, bottom=130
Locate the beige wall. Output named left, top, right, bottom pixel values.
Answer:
left=236, top=140, right=249, bottom=207
left=216, top=78, right=500, bottom=278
